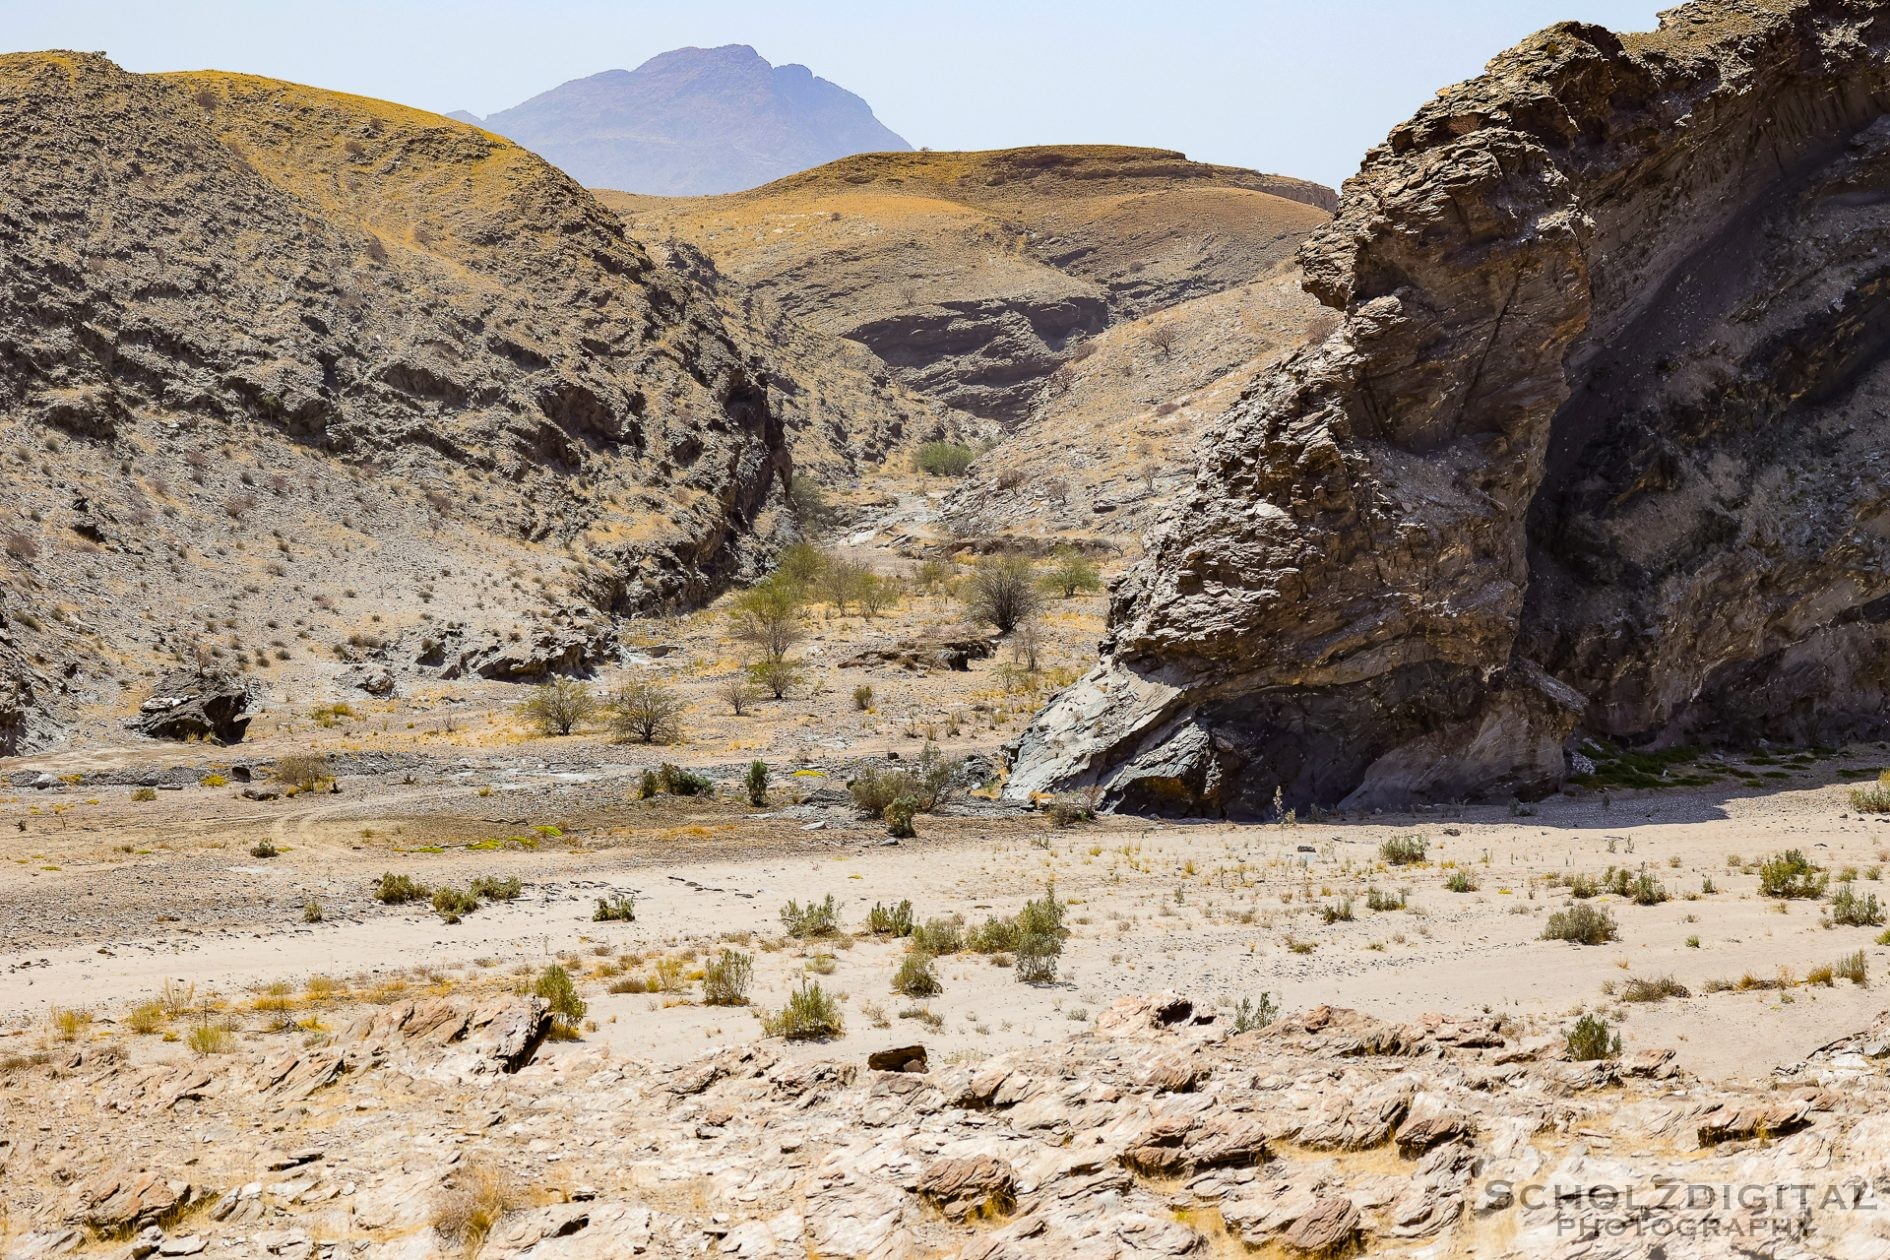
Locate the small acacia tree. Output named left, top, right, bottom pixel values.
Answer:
left=966, top=553, right=1044, bottom=634
left=730, top=578, right=805, bottom=664
left=749, top=659, right=803, bottom=700
left=1044, top=547, right=1100, bottom=598
left=518, top=677, right=597, bottom=736
left=608, top=677, right=686, bottom=745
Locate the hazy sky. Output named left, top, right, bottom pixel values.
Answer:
left=2, top=0, right=1671, bottom=189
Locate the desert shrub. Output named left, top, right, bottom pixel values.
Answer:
left=1626, top=871, right=1669, bottom=906
left=131, top=786, right=157, bottom=802
left=1444, top=871, right=1477, bottom=893
left=250, top=838, right=279, bottom=858
left=1758, top=849, right=1827, bottom=899
left=534, top=964, right=587, bottom=1034
left=818, top=557, right=872, bottom=613
left=608, top=677, right=686, bottom=745
left=49, top=1007, right=91, bottom=1042
left=432, top=886, right=479, bottom=920
left=913, top=441, right=975, bottom=477
left=762, top=981, right=844, bottom=1040
left=274, top=753, right=333, bottom=792
left=1045, top=792, right=1098, bottom=827
left=1621, top=975, right=1689, bottom=1003
left=730, top=578, right=806, bottom=663
left=775, top=540, right=828, bottom=590
left=1012, top=884, right=1068, bottom=984
left=718, top=675, right=759, bottom=716
left=1565, top=1014, right=1621, bottom=1061
left=1322, top=897, right=1355, bottom=923
left=701, top=949, right=754, bottom=1006
left=375, top=872, right=429, bottom=904
left=747, top=659, right=804, bottom=700
left=186, top=1022, right=233, bottom=1056
left=2, top=528, right=38, bottom=562
left=1828, top=884, right=1884, bottom=927
left=1542, top=902, right=1619, bottom=945
left=1569, top=872, right=1600, bottom=898
left=1365, top=887, right=1407, bottom=912
left=302, top=899, right=324, bottom=924
left=968, top=915, right=1019, bottom=954
left=593, top=894, right=637, bottom=922
left=469, top=875, right=521, bottom=901
left=126, top=1002, right=166, bottom=1035
left=849, top=744, right=960, bottom=818
left=744, top=760, right=770, bottom=807
left=1380, top=834, right=1427, bottom=866
left=859, top=573, right=899, bottom=617
left=1850, top=772, right=1890, bottom=814
left=1044, top=547, right=1101, bottom=598
left=965, top=553, right=1044, bottom=633
left=656, top=763, right=712, bottom=796
left=201, top=773, right=229, bottom=788
left=431, top=1158, right=519, bottom=1254
left=852, top=684, right=875, bottom=711
left=1232, top=993, right=1278, bottom=1033
left=781, top=894, right=840, bottom=938
left=884, top=796, right=918, bottom=839
left=1835, top=950, right=1870, bottom=986
left=892, top=950, right=942, bottom=997
left=516, top=677, right=597, bottom=736
left=867, top=899, right=916, bottom=937
left=910, top=916, right=965, bottom=956
left=638, top=769, right=660, bottom=799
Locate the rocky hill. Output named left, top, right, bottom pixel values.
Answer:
left=469, top=45, right=911, bottom=196
left=607, top=146, right=1335, bottom=424
left=0, top=53, right=919, bottom=754
left=1008, top=0, right=1890, bottom=816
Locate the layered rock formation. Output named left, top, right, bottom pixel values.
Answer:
left=608, top=146, right=1334, bottom=424
left=0, top=53, right=842, bottom=749
left=8, top=989, right=1890, bottom=1259
left=1009, top=0, right=1890, bottom=815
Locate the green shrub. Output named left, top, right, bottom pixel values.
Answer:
left=469, top=875, right=521, bottom=901
left=701, top=949, right=754, bottom=1006
left=250, top=838, right=279, bottom=859
left=516, top=678, right=597, bottom=737
left=1835, top=949, right=1870, bottom=986
left=892, top=950, right=942, bottom=997
left=1542, top=902, right=1619, bottom=945
left=849, top=744, right=960, bottom=818
left=1758, top=849, right=1826, bottom=899
left=1565, top=1014, right=1621, bottom=1061
left=780, top=894, right=840, bottom=938
left=656, top=764, right=713, bottom=797
left=1851, top=773, right=1890, bottom=814
left=852, top=684, right=874, bottom=711
left=1365, top=887, right=1406, bottom=912
left=607, top=677, right=686, bottom=745
left=744, top=760, right=770, bottom=807
left=534, top=964, right=587, bottom=1034
left=1569, top=872, right=1599, bottom=898
left=1013, top=884, right=1067, bottom=984
left=1232, top=993, right=1278, bottom=1033
left=1828, top=884, right=1884, bottom=927
left=375, top=872, right=429, bottom=904
left=1322, top=897, right=1355, bottom=923
left=913, top=441, right=975, bottom=477
left=1444, top=870, right=1476, bottom=893
left=867, top=900, right=915, bottom=937
left=762, top=981, right=843, bottom=1040
left=1380, top=834, right=1427, bottom=866
left=638, top=769, right=659, bottom=799
left=131, top=786, right=158, bottom=802
left=593, top=894, right=637, bottom=922
left=910, top=916, right=965, bottom=956
left=432, top=886, right=479, bottom=920
left=884, top=796, right=918, bottom=839
left=968, top=915, right=1019, bottom=954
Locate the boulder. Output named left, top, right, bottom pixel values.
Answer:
left=916, top=1155, right=1016, bottom=1220
left=127, top=670, right=252, bottom=744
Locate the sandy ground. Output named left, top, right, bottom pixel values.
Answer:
left=6, top=730, right=1890, bottom=1084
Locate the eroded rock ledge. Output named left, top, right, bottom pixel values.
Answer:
left=1009, top=0, right=1890, bottom=816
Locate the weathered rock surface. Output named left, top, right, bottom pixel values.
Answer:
left=126, top=669, right=253, bottom=744
left=1010, top=0, right=1890, bottom=816
left=12, top=991, right=1890, bottom=1259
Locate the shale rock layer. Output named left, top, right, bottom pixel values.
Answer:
left=1009, top=0, right=1890, bottom=815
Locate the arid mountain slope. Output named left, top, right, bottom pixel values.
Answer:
left=0, top=53, right=815, bottom=753
left=606, top=146, right=1334, bottom=423
left=1009, top=0, right=1890, bottom=816
left=472, top=45, right=911, bottom=196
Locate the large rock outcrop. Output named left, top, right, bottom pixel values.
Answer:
left=1009, top=0, right=1890, bottom=816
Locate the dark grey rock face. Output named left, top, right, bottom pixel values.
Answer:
left=1009, top=0, right=1890, bottom=816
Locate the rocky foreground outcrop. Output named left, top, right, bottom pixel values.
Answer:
left=1009, top=0, right=1890, bottom=815
left=6, top=991, right=1889, bottom=1259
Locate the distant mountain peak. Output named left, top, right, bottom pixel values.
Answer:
left=480, top=45, right=910, bottom=196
